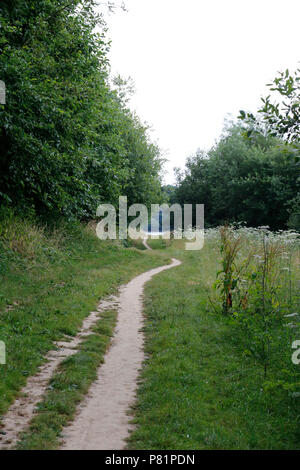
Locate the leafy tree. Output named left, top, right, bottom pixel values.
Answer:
left=174, top=125, right=299, bottom=230
left=0, top=0, right=163, bottom=219
left=161, top=184, right=176, bottom=204
left=287, top=194, right=300, bottom=232
left=249, top=68, right=299, bottom=143
left=238, top=66, right=300, bottom=231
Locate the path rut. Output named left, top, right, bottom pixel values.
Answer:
left=61, top=257, right=181, bottom=450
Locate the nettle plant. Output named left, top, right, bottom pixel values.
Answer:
left=213, top=225, right=251, bottom=315
left=213, top=225, right=299, bottom=379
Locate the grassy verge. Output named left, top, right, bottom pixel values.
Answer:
left=0, top=217, right=169, bottom=420
left=127, top=239, right=300, bottom=450
left=125, top=238, right=147, bottom=250
left=146, top=237, right=172, bottom=250
left=16, top=309, right=117, bottom=450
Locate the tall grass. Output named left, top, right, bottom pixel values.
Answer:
left=212, top=225, right=300, bottom=382
left=128, top=236, right=300, bottom=449
left=0, top=214, right=170, bottom=422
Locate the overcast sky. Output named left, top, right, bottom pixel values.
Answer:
left=103, top=0, right=300, bottom=184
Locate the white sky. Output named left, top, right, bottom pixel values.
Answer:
left=102, top=0, right=300, bottom=184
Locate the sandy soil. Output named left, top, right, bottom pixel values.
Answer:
left=61, top=258, right=181, bottom=450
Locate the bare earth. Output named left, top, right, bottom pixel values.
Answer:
left=61, top=258, right=181, bottom=450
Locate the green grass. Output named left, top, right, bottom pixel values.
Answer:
left=0, top=218, right=169, bottom=421
left=2, top=221, right=299, bottom=450
left=127, top=239, right=300, bottom=450
left=16, top=309, right=117, bottom=450
left=125, top=238, right=147, bottom=250
left=147, top=237, right=172, bottom=250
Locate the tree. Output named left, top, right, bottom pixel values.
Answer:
left=239, top=67, right=300, bottom=143
left=238, top=66, right=300, bottom=231
left=174, top=125, right=299, bottom=230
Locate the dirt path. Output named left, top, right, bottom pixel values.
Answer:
left=61, top=257, right=181, bottom=450
left=0, top=296, right=119, bottom=450
left=142, top=238, right=152, bottom=250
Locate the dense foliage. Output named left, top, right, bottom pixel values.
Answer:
left=174, top=125, right=299, bottom=230
left=175, top=65, right=300, bottom=231
left=240, top=67, right=300, bottom=143
left=0, top=0, right=163, bottom=219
